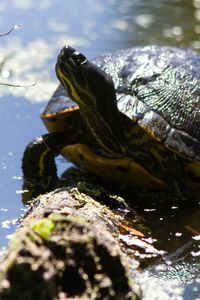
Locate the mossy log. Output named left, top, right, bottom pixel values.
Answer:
left=0, top=178, right=142, bottom=300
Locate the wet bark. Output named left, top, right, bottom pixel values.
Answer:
left=0, top=174, right=142, bottom=300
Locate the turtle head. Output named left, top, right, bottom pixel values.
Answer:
left=56, top=46, right=115, bottom=109
left=56, top=46, right=126, bottom=153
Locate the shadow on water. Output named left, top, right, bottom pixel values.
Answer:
left=0, top=0, right=199, bottom=297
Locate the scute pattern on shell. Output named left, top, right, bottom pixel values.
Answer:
left=95, top=46, right=200, bottom=160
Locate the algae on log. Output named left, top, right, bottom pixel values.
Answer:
left=0, top=184, right=141, bottom=300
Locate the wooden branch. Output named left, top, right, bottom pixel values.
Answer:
left=0, top=176, right=142, bottom=300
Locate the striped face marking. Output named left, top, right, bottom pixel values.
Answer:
left=56, top=68, right=82, bottom=104
left=55, top=47, right=126, bottom=155
left=56, top=46, right=96, bottom=107
left=56, top=67, right=112, bottom=152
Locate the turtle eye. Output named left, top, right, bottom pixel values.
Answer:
left=72, top=52, right=87, bottom=65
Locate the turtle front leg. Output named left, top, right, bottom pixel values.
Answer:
left=22, top=132, right=67, bottom=201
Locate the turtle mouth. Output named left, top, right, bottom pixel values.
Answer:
left=57, top=46, right=87, bottom=72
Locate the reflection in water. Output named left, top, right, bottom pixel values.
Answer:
left=0, top=0, right=200, bottom=103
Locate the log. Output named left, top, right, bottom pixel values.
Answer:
left=0, top=174, right=142, bottom=300
left=0, top=172, right=198, bottom=300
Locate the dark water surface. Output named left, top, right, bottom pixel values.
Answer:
left=0, top=0, right=199, bottom=298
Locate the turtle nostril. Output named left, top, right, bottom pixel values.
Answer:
left=62, top=45, right=76, bottom=57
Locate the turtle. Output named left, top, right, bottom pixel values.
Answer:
left=22, top=45, right=200, bottom=198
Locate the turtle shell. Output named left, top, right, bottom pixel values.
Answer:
left=94, top=46, right=200, bottom=161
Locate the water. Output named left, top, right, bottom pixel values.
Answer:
left=0, top=0, right=199, bottom=297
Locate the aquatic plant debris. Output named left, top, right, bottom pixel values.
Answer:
left=0, top=25, right=22, bottom=37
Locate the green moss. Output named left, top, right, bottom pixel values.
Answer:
left=65, top=214, right=90, bottom=227
left=49, top=214, right=69, bottom=222
left=77, top=181, right=102, bottom=198
left=31, top=218, right=55, bottom=241
left=49, top=213, right=90, bottom=227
